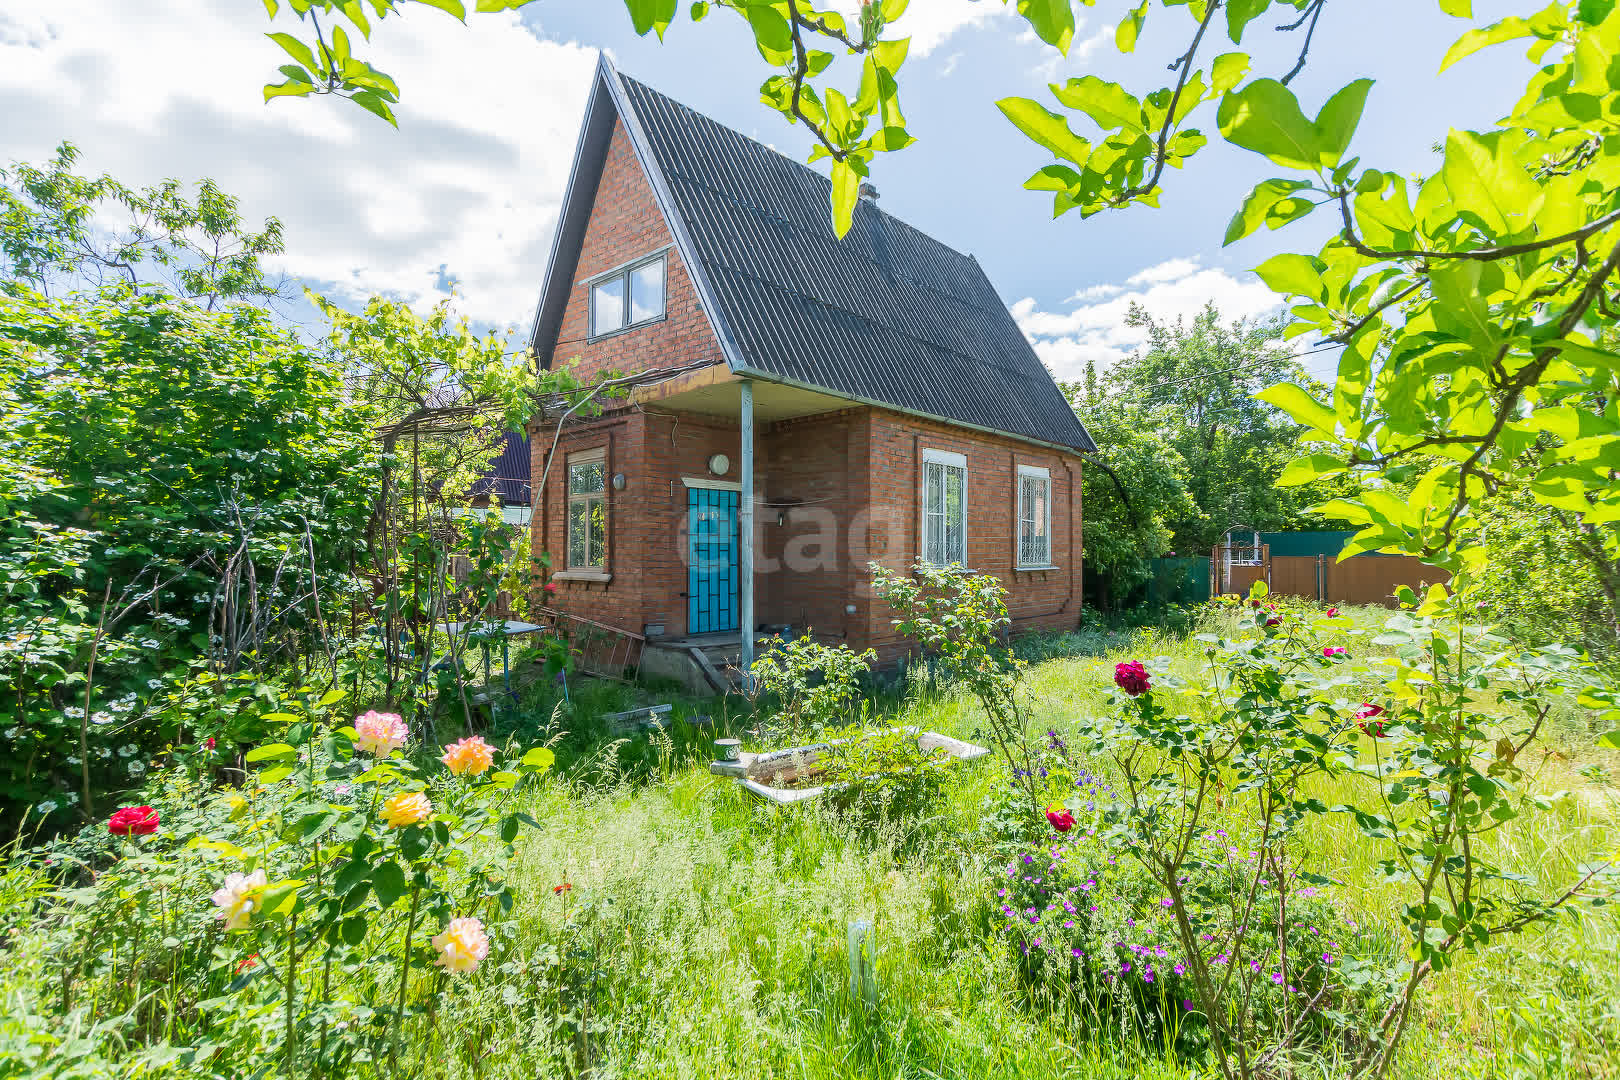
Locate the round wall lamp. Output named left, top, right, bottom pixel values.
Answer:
left=707, top=453, right=730, bottom=476
left=611, top=473, right=626, bottom=491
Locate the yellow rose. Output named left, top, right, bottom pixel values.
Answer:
left=380, top=791, right=432, bottom=828
left=431, top=917, right=489, bottom=974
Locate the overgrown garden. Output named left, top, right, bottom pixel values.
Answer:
left=2, top=1, right=1620, bottom=1078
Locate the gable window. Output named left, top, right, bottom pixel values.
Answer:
left=589, top=253, right=666, bottom=338
left=1017, top=465, right=1053, bottom=568
left=567, top=448, right=607, bottom=569
left=921, top=449, right=967, bottom=566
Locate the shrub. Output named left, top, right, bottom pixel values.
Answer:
left=22, top=689, right=555, bottom=1076
left=819, top=725, right=952, bottom=827
left=994, top=825, right=1384, bottom=1060
left=747, top=635, right=875, bottom=747
left=1065, top=581, right=1616, bottom=1079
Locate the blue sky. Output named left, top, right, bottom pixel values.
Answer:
left=0, top=0, right=1534, bottom=383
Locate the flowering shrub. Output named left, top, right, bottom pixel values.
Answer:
left=873, top=562, right=1042, bottom=814
left=994, top=826, right=1381, bottom=1055
left=21, top=688, right=555, bottom=1076
left=1066, top=582, right=1615, bottom=1079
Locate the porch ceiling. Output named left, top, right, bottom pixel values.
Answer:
left=634, top=370, right=855, bottom=424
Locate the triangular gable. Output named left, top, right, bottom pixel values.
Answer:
left=528, top=54, right=744, bottom=374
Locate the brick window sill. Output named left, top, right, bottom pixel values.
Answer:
left=1014, top=565, right=1061, bottom=573
left=553, top=571, right=613, bottom=584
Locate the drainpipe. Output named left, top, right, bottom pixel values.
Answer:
left=740, top=380, right=755, bottom=687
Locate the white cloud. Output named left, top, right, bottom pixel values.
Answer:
left=1012, top=256, right=1284, bottom=381
left=886, top=0, right=1012, bottom=56
left=0, top=0, right=597, bottom=328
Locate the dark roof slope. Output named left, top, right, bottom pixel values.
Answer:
left=531, top=58, right=1093, bottom=453
left=470, top=430, right=531, bottom=506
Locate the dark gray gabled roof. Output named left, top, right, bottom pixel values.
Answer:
left=530, top=56, right=1094, bottom=454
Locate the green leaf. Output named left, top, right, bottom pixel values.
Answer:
left=830, top=158, right=860, bottom=239
left=333, top=858, right=371, bottom=897
left=1279, top=453, right=1348, bottom=486
left=500, top=814, right=521, bottom=843
left=317, top=688, right=348, bottom=707
left=265, top=32, right=319, bottom=73
left=1439, top=129, right=1538, bottom=237
left=1440, top=17, right=1535, bottom=71
left=1439, top=0, right=1472, bottom=15
left=1211, top=52, right=1252, bottom=95
left=1578, top=0, right=1616, bottom=24
left=1223, top=177, right=1312, bottom=244
left=997, top=97, right=1092, bottom=166
left=1226, top=0, right=1271, bottom=43
left=1218, top=79, right=1323, bottom=169
left=414, top=0, right=468, bottom=17
left=690, top=0, right=709, bottom=19
left=1017, top=0, right=1075, bottom=53
left=1049, top=76, right=1143, bottom=134
left=371, top=860, right=407, bottom=909
left=1254, top=252, right=1326, bottom=300
left=244, top=742, right=296, bottom=763
left=520, top=746, right=555, bottom=770
left=258, top=880, right=303, bottom=920
left=1599, top=730, right=1620, bottom=750
left=1314, top=79, right=1374, bottom=165
left=745, top=3, right=792, bottom=65
left=1258, top=382, right=1338, bottom=435
left=1116, top=1, right=1149, bottom=53
left=882, top=0, right=909, bottom=19
left=340, top=914, right=368, bottom=946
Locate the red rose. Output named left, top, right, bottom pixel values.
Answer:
left=1045, top=806, right=1076, bottom=833
left=1250, top=599, right=1262, bottom=609
left=543, top=582, right=558, bottom=594
left=1325, top=607, right=1340, bottom=618
left=107, top=805, right=159, bottom=837
left=1113, top=660, right=1151, bottom=697
left=205, top=737, right=216, bottom=750
left=1265, top=617, right=1281, bottom=627
left=1355, top=703, right=1388, bottom=738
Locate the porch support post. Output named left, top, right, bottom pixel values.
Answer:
left=739, top=380, right=756, bottom=685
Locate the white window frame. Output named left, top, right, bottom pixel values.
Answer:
left=587, top=250, right=668, bottom=340
left=566, top=447, right=607, bottom=570
left=920, top=448, right=968, bottom=567
left=1016, top=464, right=1054, bottom=569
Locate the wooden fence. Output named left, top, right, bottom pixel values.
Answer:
left=1214, top=545, right=1449, bottom=607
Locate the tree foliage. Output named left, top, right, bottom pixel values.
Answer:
left=1, top=143, right=286, bottom=307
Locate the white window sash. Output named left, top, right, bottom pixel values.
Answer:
left=1016, top=468, right=1053, bottom=568
left=920, top=450, right=967, bottom=566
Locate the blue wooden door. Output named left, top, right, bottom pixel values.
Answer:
left=688, top=487, right=739, bottom=634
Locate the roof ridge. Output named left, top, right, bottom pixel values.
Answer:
left=618, top=73, right=981, bottom=273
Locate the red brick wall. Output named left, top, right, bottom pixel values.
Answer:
left=549, top=119, right=723, bottom=381
left=534, top=408, right=746, bottom=639
left=860, top=409, right=1084, bottom=663
left=760, top=409, right=869, bottom=643
left=533, top=402, right=1084, bottom=664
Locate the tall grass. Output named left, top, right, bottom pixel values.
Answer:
left=1, top=605, right=1614, bottom=1078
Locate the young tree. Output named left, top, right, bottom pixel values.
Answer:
left=1103, top=303, right=1325, bottom=550
left=1, top=143, right=286, bottom=308
left=1066, top=360, right=1201, bottom=607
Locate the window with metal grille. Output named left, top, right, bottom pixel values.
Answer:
left=1017, top=466, right=1052, bottom=568
left=921, top=450, right=967, bottom=566
left=567, top=450, right=606, bottom=569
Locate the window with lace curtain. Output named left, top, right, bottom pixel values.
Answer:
left=921, top=449, right=967, bottom=566
left=1017, top=465, right=1052, bottom=568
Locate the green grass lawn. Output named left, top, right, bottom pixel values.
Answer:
left=2, top=605, right=1615, bottom=1079
left=441, top=605, right=1618, bottom=1080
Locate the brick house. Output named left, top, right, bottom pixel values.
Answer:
left=526, top=57, right=1095, bottom=678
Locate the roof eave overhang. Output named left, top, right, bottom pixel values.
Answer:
left=732, top=365, right=1092, bottom=456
